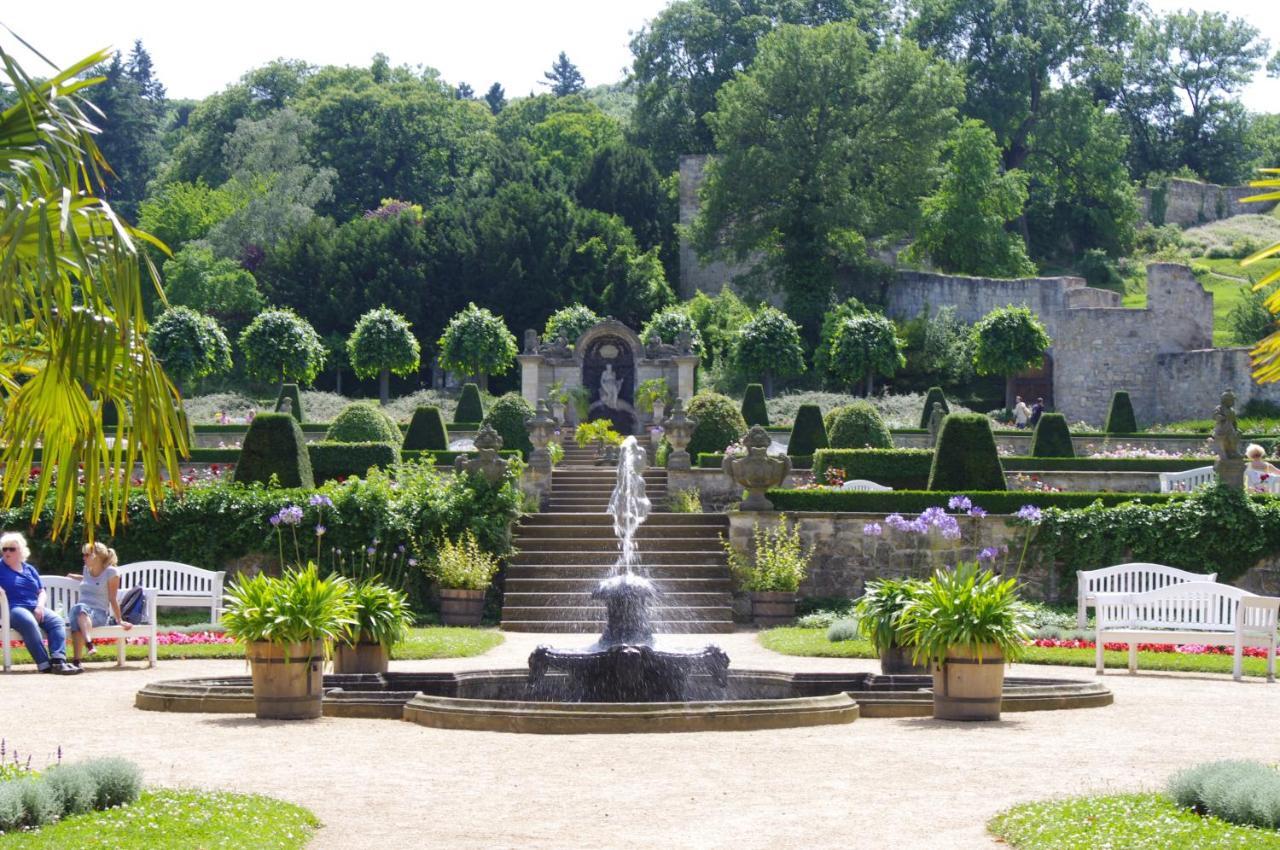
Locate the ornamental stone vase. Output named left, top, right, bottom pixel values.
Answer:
left=662, top=399, right=697, bottom=471
left=454, top=424, right=510, bottom=484
left=525, top=399, right=557, bottom=474
left=722, top=425, right=791, bottom=511
left=650, top=400, right=666, bottom=426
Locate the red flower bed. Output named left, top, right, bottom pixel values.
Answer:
left=1032, top=638, right=1274, bottom=658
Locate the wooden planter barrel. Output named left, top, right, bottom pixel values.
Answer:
left=931, top=644, right=1005, bottom=721
left=247, top=640, right=325, bottom=720
left=439, top=588, right=486, bottom=626
left=333, top=640, right=389, bottom=674
left=751, top=591, right=796, bottom=628
left=879, top=644, right=929, bottom=675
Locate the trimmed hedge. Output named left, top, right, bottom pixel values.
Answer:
left=325, top=403, right=401, bottom=444
left=403, top=405, right=449, bottom=450
left=449, top=421, right=482, bottom=431
left=825, top=402, right=892, bottom=449
left=402, top=449, right=520, bottom=465
left=482, top=393, right=534, bottom=459
left=233, top=413, right=314, bottom=488
left=1030, top=412, right=1075, bottom=457
left=928, top=414, right=1005, bottom=491
left=787, top=404, right=828, bottom=457
left=697, top=453, right=812, bottom=470
left=274, top=383, right=304, bottom=422
left=766, top=489, right=1183, bottom=514
left=308, top=442, right=402, bottom=483
left=919, top=386, right=950, bottom=429
left=455, top=383, right=484, bottom=423
left=741, top=383, right=769, bottom=427
left=1105, top=390, right=1138, bottom=434
left=687, top=391, right=748, bottom=457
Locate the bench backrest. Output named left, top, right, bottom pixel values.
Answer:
left=1158, top=466, right=1215, bottom=493
left=840, top=479, right=893, bottom=492
left=1078, top=562, right=1213, bottom=598
left=39, top=576, right=86, bottom=613
left=1095, top=581, right=1274, bottom=631
left=117, top=561, right=224, bottom=598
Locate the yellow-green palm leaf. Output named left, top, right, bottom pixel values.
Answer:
left=1242, top=168, right=1280, bottom=382
left=1, top=39, right=184, bottom=537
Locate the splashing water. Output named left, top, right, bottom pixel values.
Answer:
left=608, top=436, right=651, bottom=576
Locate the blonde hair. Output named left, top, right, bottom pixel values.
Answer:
left=0, top=532, right=30, bottom=561
left=81, top=541, right=118, bottom=568
left=1247, top=443, right=1269, bottom=460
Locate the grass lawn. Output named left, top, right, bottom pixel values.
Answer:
left=0, top=789, right=317, bottom=849
left=758, top=628, right=1279, bottom=678
left=989, top=793, right=1280, bottom=850
left=3, top=626, right=503, bottom=666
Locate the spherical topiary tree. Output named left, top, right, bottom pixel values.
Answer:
left=437, top=302, right=517, bottom=392
left=543, top=304, right=601, bottom=347
left=827, top=313, right=905, bottom=396
left=403, top=405, right=449, bottom=450
left=731, top=307, right=805, bottom=397
left=482, top=393, right=534, bottom=459
left=454, top=383, right=484, bottom=423
left=639, top=306, right=703, bottom=353
left=824, top=402, right=893, bottom=449
left=238, top=308, right=326, bottom=395
left=325, top=403, right=402, bottom=445
left=1029, top=412, right=1075, bottom=458
left=787, top=403, right=828, bottom=456
left=347, top=306, right=421, bottom=405
left=147, top=306, right=232, bottom=394
left=1105, top=390, right=1138, bottom=434
left=234, top=413, right=314, bottom=488
left=927, top=413, right=1006, bottom=491
left=741, top=383, right=769, bottom=427
left=918, top=387, right=950, bottom=429
left=274, top=383, right=304, bottom=423
left=686, top=391, right=748, bottom=458
left=971, top=305, right=1051, bottom=410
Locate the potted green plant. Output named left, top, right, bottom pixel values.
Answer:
left=722, top=519, right=811, bottom=627
left=546, top=380, right=569, bottom=424
left=333, top=578, right=414, bottom=674
left=898, top=563, right=1031, bottom=721
left=854, top=578, right=930, bottom=675
left=566, top=385, right=591, bottom=425
left=635, top=378, right=672, bottom=424
left=222, top=565, right=356, bottom=720
left=575, top=418, right=623, bottom=463
left=430, top=530, right=500, bottom=626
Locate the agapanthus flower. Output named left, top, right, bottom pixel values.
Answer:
left=863, top=523, right=883, bottom=537
left=968, top=506, right=987, bottom=518
left=315, top=525, right=326, bottom=537
left=947, top=495, right=972, bottom=512
left=978, top=547, right=1001, bottom=561
left=1016, top=505, right=1044, bottom=524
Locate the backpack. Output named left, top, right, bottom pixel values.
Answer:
left=116, top=586, right=149, bottom=625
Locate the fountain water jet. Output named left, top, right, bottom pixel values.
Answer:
left=526, top=436, right=730, bottom=702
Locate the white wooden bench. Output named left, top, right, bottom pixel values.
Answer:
left=2, top=579, right=158, bottom=671
left=840, top=479, right=893, bottom=492
left=1094, top=581, right=1279, bottom=681
left=1076, top=563, right=1215, bottom=629
left=1159, top=466, right=1215, bottom=493
left=117, top=561, right=225, bottom=624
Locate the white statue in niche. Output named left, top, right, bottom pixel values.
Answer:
left=599, top=364, right=622, bottom=409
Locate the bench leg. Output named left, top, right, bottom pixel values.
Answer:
left=1269, top=640, right=1276, bottom=684
left=148, top=631, right=157, bottom=668
left=117, top=637, right=126, bottom=667
left=1128, top=642, right=1137, bottom=674
left=1095, top=637, right=1104, bottom=675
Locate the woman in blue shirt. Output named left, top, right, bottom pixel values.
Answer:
left=0, top=532, right=80, bottom=674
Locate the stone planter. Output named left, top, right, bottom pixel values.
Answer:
left=879, top=644, right=929, bottom=676
left=650, top=400, right=665, bottom=426
left=439, top=588, right=486, bottom=626
left=246, top=640, right=326, bottom=720
left=931, top=644, right=1005, bottom=721
left=550, top=401, right=566, bottom=425
left=333, top=639, right=389, bottom=674
left=751, top=591, right=796, bottom=628
left=722, top=425, right=791, bottom=511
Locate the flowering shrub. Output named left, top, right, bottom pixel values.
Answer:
left=1082, top=442, right=1210, bottom=460
left=1031, top=637, right=1277, bottom=658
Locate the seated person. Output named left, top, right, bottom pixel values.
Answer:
left=0, top=531, right=80, bottom=674
left=1245, top=444, right=1280, bottom=490
left=65, top=541, right=132, bottom=669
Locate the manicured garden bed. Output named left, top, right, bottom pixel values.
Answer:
left=989, top=793, right=1280, bottom=850
left=0, top=789, right=318, bottom=849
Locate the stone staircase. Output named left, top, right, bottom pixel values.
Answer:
left=501, top=454, right=735, bottom=633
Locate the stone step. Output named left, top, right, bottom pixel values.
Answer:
left=501, top=605, right=731, bottom=622
left=514, top=524, right=726, bottom=540
left=511, top=550, right=727, bottom=566
left=516, top=537, right=724, bottom=552
left=505, top=577, right=734, bottom=593
left=506, top=564, right=732, bottom=579
left=519, top=513, right=727, bottom=526
left=500, top=620, right=736, bottom=634
left=503, top=592, right=731, bottom=608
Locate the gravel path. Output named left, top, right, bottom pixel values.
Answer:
left=3, top=632, right=1277, bottom=849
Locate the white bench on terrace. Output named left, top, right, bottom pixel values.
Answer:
left=1077, top=563, right=1215, bottom=629
left=2, top=579, right=158, bottom=671
left=1159, top=466, right=1215, bottom=493
left=1094, top=581, right=1279, bottom=681
left=117, top=561, right=225, bottom=624
left=840, top=480, right=893, bottom=492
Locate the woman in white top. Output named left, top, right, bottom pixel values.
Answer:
left=1245, top=443, right=1280, bottom=492
left=65, top=542, right=131, bottom=669
left=1013, top=396, right=1030, bottom=429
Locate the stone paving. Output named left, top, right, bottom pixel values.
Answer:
left=2, top=631, right=1277, bottom=849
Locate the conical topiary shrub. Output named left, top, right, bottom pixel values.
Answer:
left=787, top=404, right=828, bottom=457
left=274, top=383, right=304, bottom=423
left=927, top=414, right=1006, bottom=491
left=1104, top=390, right=1138, bottom=434
left=741, top=383, right=769, bottom=427
left=234, top=413, right=315, bottom=488
left=455, top=383, right=484, bottom=423
left=403, top=405, right=450, bottom=450
left=825, top=402, right=893, bottom=449
left=1030, top=412, right=1074, bottom=457
left=918, top=386, right=950, bottom=429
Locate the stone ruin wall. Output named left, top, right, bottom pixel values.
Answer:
left=1138, top=178, right=1275, bottom=228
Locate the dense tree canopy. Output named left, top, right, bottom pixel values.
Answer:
left=437, top=303, right=518, bottom=391
left=731, top=307, right=806, bottom=395
left=148, top=307, right=233, bottom=393
left=971, top=305, right=1052, bottom=408
left=239, top=308, right=327, bottom=390
left=347, top=306, right=422, bottom=404
left=826, top=313, right=905, bottom=396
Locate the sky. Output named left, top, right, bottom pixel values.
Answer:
left=1, top=0, right=1277, bottom=110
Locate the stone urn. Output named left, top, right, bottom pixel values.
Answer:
left=650, top=399, right=666, bottom=426
left=722, top=425, right=791, bottom=511
left=454, top=424, right=510, bottom=484
left=662, top=399, right=697, bottom=470
left=525, top=399, right=558, bottom=474
left=550, top=400, right=566, bottom=425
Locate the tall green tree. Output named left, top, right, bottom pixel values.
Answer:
left=693, top=24, right=962, bottom=342
left=88, top=44, right=166, bottom=220
left=239, top=308, right=327, bottom=393
left=162, top=244, right=266, bottom=334
left=971, top=305, right=1052, bottom=409
left=437, top=303, right=518, bottom=391
left=912, top=120, right=1035, bottom=277
left=347, top=306, right=421, bottom=404
left=484, top=82, right=506, bottom=114
left=543, top=52, right=585, bottom=96
left=577, top=142, right=673, bottom=255
left=732, top=307, right=806, bottom=396
left=827, top=313, right=904, bottom=396
left=148, top=307, right=232, bottom=394
left=137, top=180, right=241, bottom=257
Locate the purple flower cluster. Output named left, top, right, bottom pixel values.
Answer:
left=883, top=507, right=962, bottom=540
left=947, top=494, right=987, bottom=517
left=978, top=545, right=1009, bottom=562
left=1016, top=505, right=1044, bottom=524
left=863, top=522, right=883, bottom=537
left=269, top=505, right=305, bottom=527
left=309, top=494, right=334, bottom=508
